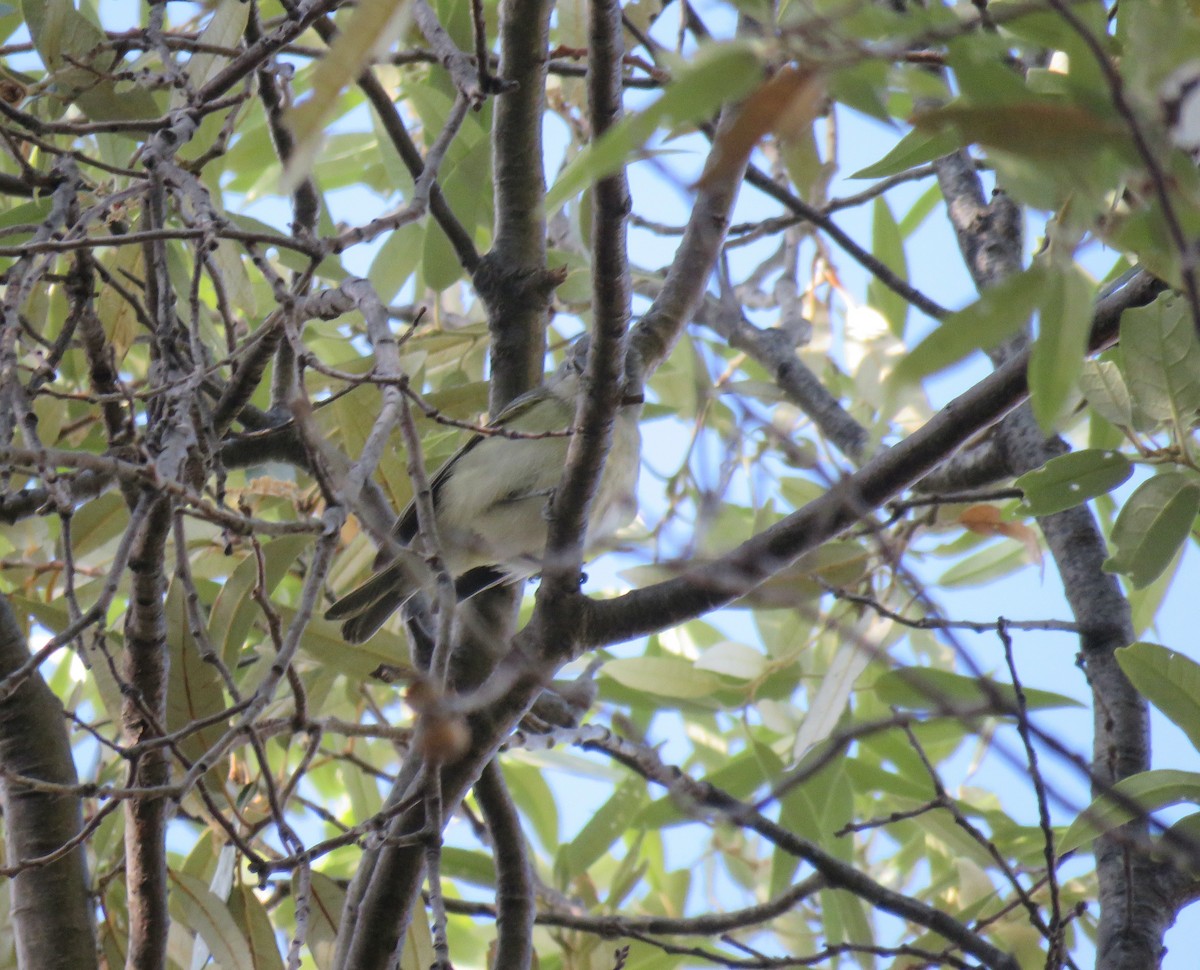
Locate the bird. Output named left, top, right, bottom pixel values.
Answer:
left=326, top=337, right=642, bottom=643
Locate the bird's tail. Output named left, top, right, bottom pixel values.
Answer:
left=325, top=551, right=432, bottom=643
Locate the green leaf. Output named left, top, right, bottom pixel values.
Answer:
left=94, top=244, right=145, bottom=364
left=1060, top=769, right=1200, bottom=854
left=302, top=871, right=346, bottom=970
left=604, top=656, right=724, bottom=698
left=889, top=266, right=1046, bottom=387
left=638, top=750, right=772, bottom=828
left=874, top=667, right=1082, bottom=712
left=288, top=609, right=409, bottom=678
left=164, top=580, right=230, bottom=781
left=369, top=221, right=425, bottom=303
left=937, top=538, right=1029, bottom=588
left=421, top=211, right=466, bottom=292
left=175, top=0, right=249, bottom=100
left=1029, top=265, right=1094, bottom=431
left=440, top=848, right=497, bottom=888
left=21, top=0, right=160, bottom=122
left=1116, top=642, right=1200, bottom=753
left=1129, top=545, right=1182, bottom=638
left=555, top=776, right=647, bottom=881
left=502, top=761, right=560, bottom=850
left=693, top=640, right=767, bottom=680
left=792, top=641, right=871, bottom=762
left=1163, top=813, right=1200, bottom=876
left=69, top=492, right=130, bottom=558
left=1016, top=449, right=1133, bottom=516
left=282, top=0, right=416, bottom=191
left=827, top=58, right=891, bottom=123
left=1104, top=471, right=1200, bottom=588
left=547, top=43, right=762, bottom=211
left=1080, top=358, right=1134, bottom=427
left=868, top=197, right=908, bottom=337
left=227, top=886, right=285, bottom=970
left=898, top=181, right=943, bottom=238
left=913, top=101, right=1128, bottom=161
left=399, top=904, right=436, bottom=970
left=209, top=535, right=314, bottom=669
left=169, top=871, right=255, bottom=970
left=850, top=127, right=963, bottom=180
left=1120, top=294, right=1200, bottom=426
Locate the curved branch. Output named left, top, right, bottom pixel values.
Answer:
left=579, top=270, right=1164, bottom=648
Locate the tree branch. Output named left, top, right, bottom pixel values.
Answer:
left=0, top=596, right=97, bottom=970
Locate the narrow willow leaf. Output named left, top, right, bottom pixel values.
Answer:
left=228, top=887, right=285, bottom=970
left=556, top=776, right=647, bottom=880
left=694, top=640, right=767, bottom=679
left=1116, top=642, right=1200, bottom=753
left=502, top=761, right=561, bottom=850
left=164, top=581, right=229, bottom=781
left=440, top=848, right=498, bottom=888
left=792, top=638, right=873, bottom=762
left=937, top=538, right=1028, bottom=587
left=169, top=871, right=255, bottom=970
left=303, top=872, right=346, bottom=968
left=547, top=43, right=762, bottom=210
left=210, top=534, right=314, bottom=668
left=868, top=197, right=909, bottom=337
left=850, top=127, right=962, bottom=180
left=399, top=908, right=435, bottom=970
left=1016, top=449, right=1133, bottom=516
left=890, top=265, right=1046, bottom=387
left=875, top=667, right=1082, bottom=711
left=898, top=181, right=943, bottom=238
left=282, top=0, right=416, bottom=191
left=1029, top=266, right=1094, bottom=431
left=96, top=245, right=144, bottom=364
left=604, top=656, right=724, bottom=698
left=1104, top=472, right=1200, bottom=588
left=175, top=0, right=249, bottom=103
left=1060, top=769, right=1200, bottom=854
left=70, top=492, right=130, bottom=557
left=913, top=101, right=1129, bottom=160
left=21, top=0, right=160, bottom=120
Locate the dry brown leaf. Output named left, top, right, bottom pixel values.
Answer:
left=959, top=504, right=1003, bottom=533
left=959, top=504, right=1042, bottom=566
left=694, top=64, right=825, bottom=191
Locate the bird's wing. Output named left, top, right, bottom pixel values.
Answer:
left=390, top=381, right=560, bottom=547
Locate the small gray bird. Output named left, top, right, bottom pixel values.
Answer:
left=326, top=338, right=642, bottom=643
